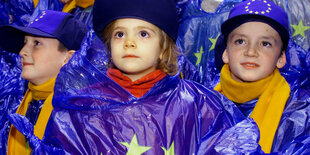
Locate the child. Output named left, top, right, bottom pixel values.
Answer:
left=214, top=0, right=290, bottom=153
left=38, top=0, right=260, bottom=154
left=0, top=10, right=88, bottom=154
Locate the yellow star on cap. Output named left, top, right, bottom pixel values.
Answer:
left=291, top=19, right=310, bottom=38
left=119, top=134, right=151, bottom=155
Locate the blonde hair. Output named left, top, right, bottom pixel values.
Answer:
left=101, top=20, right=179, bottom=75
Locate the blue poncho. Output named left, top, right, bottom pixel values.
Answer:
left=6, top=30, right=261, bottom=154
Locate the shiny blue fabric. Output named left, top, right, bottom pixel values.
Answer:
left=0, top=1, right=31, bottom=154
left=1, top=0, right=310, bottom=154
left=178, top=0, right=310, bottom=154
left=73, top=6, right=93, bottom=29
left=24, top=30, right=260, bottom=154
left=0, top=50, right=26, bottom=155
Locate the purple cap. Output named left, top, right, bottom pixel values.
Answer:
left=0, top=10, right=88, bottom=53
left=92, top=0, right=178, bottom=41
left=221, top=0, right=289, bottom=50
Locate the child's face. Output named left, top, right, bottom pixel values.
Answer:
left=110, top=18, right=162, bottom=81
left=19, top=35, right=69, bottom=85
left=222, top=22, right=286, bottom=82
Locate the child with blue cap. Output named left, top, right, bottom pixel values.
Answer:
left=0, top=10, right=88, bottom=154
left=214, top=0, right=290, bottom=153
left=37, top=0, right=260, bottom=154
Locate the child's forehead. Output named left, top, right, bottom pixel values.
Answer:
left=229, top=22, right=281, bottom=38
left=235, top=21, right=277, bottom=32
left=113, top=18, right=160, bottom=29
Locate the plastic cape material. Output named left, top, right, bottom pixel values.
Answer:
left=72, top=6, right=93, bottom=29
left=0, top=51, right=26, bottom=155
left=5, top=0, right=34, bottom=26
left=271, top=47, right=310, bottom=154
left=20, top=30, right=260, bottom=154
left=177, top=0, right=310, bottom=154
left=177, top=0, right=244, bottom=88
left=0, top=1, right=31, bottom=154
left=0, top=1, right=10, bottom=25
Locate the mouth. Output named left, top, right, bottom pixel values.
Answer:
left=22, top=62, right=33, bottom=67
left=240, top=62, right=260, bottom=69
left=122, top=54, right=139, bottom=58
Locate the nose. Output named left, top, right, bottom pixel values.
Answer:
left=19, top=45, right=30, bottom=57
left=124, top=39, right=136, bottom=49
left=244, top=46, right=259, bottom=57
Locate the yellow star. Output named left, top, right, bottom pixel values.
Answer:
left=119, top=134, right=151, bottom=155
left=291, top=19, right=310, bottom=38
left=194, top=46, right=204, bottom=66
left=161, top=141, right=175, bottom=155
left=209, top=34, right=220, bottom=52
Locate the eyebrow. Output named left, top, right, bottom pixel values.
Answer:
left=230, top=33, right=278, bottom=42
left=113, top=26, right=157, bottom=34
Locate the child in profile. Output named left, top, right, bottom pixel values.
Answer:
left=0, top=10, right=88, bottom=154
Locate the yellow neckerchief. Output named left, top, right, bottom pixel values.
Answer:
left=33, top=0, right=39, bottom=8
left=214, top=64, right=290, bottom=153
left=7, top=77, right=56, bottom=155
left=62, top=0, right=94, bottom=13
left=62, top=0, right=76, bottom=13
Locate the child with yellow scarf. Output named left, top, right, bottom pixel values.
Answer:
left=214, top=0, right=291, bottom=153
left=0, top=10, right=88, bottom=154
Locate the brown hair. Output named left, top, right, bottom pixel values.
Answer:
left=57, top=41, right=69, bottom=52
left=101, top=20, right=179, bottom=75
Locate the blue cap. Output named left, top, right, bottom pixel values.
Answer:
left=92, top=0, right=178, bottom=41
left=0, top=10, right=88, bottom=53
left=221, top=0, right=289, bottom=50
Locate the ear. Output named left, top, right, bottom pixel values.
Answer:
left=222, top=49, right=229, bottom=63
left=276, top=51, right=286, bottom=69
left=62, top=50, right=75, bottom=66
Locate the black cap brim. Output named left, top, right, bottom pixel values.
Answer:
left=0, top=25, right=55, bottom=53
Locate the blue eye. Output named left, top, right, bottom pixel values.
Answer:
left=115, top=32, right=125, bottom=38
left=139, top=31, right=149, bottom=38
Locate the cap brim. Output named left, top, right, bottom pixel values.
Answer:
left=0, top=25, right=55, bottom=53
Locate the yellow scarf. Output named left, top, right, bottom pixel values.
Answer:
left=214, top=64, right=290, bottom=153
left=62, top=0, right=95, bottom=13
left=33, top=0, right=39, bottom=8
left=7, top=78, right=56, bottom=155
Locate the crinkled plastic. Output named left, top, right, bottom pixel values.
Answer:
left=17, top=30, right=261, bottom=154
left=177, top=0, right=243, bottom=88
left=0, top=50, right=26, bottom=155
left=0, top=1, right=31, bottom=154
left=4, top=0, right=34, bottom=26
left=178, top=0, right=310, bottom=154
left=2, top=0, right=310, bottom=154
left=73, top=6, right=93, bottom=29
left=0, top=1, right=10, bottom=25
left=285, top=0, right=310, bottom=52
